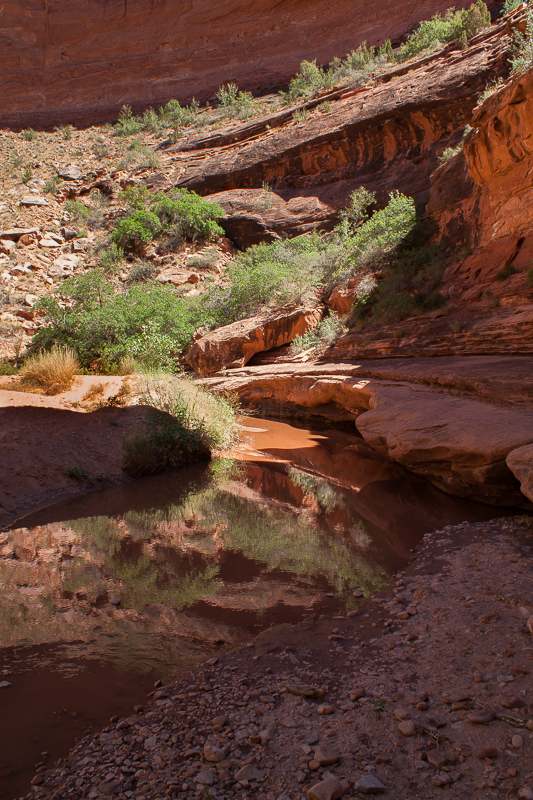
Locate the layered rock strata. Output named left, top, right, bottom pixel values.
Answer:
left=0, top=0, right=498, bottom=130
left=200, top=356, right=533, bottom=505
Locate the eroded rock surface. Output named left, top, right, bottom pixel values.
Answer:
left=1, top=0, right=499, bottom=129
left=186, top=305, right=322, bottom=374
left=201, top=357, right=533, bottom=503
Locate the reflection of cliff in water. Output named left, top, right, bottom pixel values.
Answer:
left=239, top=418, right=502, bottom=557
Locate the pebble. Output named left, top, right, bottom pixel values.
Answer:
left=512, top=735, right=524, bottom=749
left=234, top=764, right=264, bottom=782
left=0, top=681, right=12, bottom=689
left=314, top=743, right=339, bottom=766
left=354, top=774, right=386, bottom=794
left=397, top=720, right=416, bottom=736
left=518, top=788, right=533, bottom=800
left=203, top=743, right=225, bottom=763
left=427, top=750, right=447, bottom=768
left=307, top=775, right=343, bottom=800
left=317, top=704, right=335, bottom=715
left=501, top=695, right=525, bottom=709
left=467, top=709, right=495, bottom=724
left=477, top=747, right=499, bottom=760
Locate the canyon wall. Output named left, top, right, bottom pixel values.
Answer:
left=1, top=0, right=498, bottom=129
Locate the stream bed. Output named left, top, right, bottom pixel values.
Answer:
left=0, top=417, right=506, bottom=799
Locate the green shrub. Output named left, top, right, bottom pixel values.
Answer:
left=150, top=189, right=225, bottom=242
left=439, top=144, right=463, bottom=162
left=282, top=60, right=333, bottom=104
left=343, top=191, right=417, bottom=264
left=291, top=314, right=347, bottom=354
left=502, top=0, right=521, bottom=13
left=21, top=128, right=38, bottom=141
left=216, top=83, right=254, bottom=118
left=33, top=270, right=217, bottom=371
left=99, top=243, right=125, bottom=274
left=111, top=210, right=162, bottom=249
left=123, top=376, right=238, bottom=477
left=510, top=7, right=533, bottom=74
left=398, top=1, right=491, bottom=61
left=113, top=105, right=143, bottom=136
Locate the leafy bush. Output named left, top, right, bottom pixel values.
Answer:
left=111, top=210, right=162, bottom=249
left=328, top=40, right=395, bottom=85
left=150, top=189, right=225, bottom=242
left=216, top=83, right=254, bottom=118
left=19, top=346, right=79, bottom=395
left=510, top=6, right=533, bottom=74
left=114, top=100, right=199, bottom=138
left=21, top=129, right=38, bottom=141
left=502, top=0, right=521, bottom=14
left=282, top=60, right=333, bottom=104
left=343, top=191, right=417, bottom=264
left=398, top=1, right=491, bottom=61
left=290, top=314, right=347, bottom=354
left=123, top=376, right=238, bottom=477
left=33, top=270, right=217, bottom=372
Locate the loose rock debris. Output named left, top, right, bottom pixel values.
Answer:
left=22, top=519, right=533, bottom=800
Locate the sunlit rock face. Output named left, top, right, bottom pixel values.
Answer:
left=1, top=0, right=497, bottom=129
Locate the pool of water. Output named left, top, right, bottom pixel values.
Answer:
left=0, top=417, right=505, bottom=799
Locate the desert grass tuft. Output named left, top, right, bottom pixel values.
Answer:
left=19, top=346, right=79, bottom=395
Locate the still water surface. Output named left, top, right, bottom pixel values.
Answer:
left=0, top=417, right=503, bottom=798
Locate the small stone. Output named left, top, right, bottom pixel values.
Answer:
left=393, top=707, right=410, bottom=721
left=527, top=616, right=533, bottom=636
left=432, top=773, right=452, bottom=787
left=212, top=715, right=228, bottom=728
left=280, top=715, right=299, bottom=728
left=317, top=704, right=335, bottom=715
left=58, top=165, right=82, bottom=180
left=354, top=774, right=386, bottom=794
left=205, top=657, right=218, bottom=666
left=0, top=681, right=12, bottom=689
left=31, top=775, right=44, bottom=786
left=518, top=787, right=533, bottom=800
left=396, top=611, right=409, bottom=620
left=21, top=195, right=48, bottom=206
left=468, top=709, right=495, bottom=724
left=109, top=597, right=121, bottom=606
left=477, top=747, right=499, bottom=760
left=427, top=750, right=447, bottom=769
left=314, top=743, right=339, bottom=766
left=99, top=780, right=122, bottom=795
left=349, top=688, right=365, bottom=701
left=39, top=238, right=62, bottom=248
left=512, top=735, right=524, bottom=749
left=307, top=775, right=343, bottom=800
left=502, top=695, right=526, bottom=709
left=234, top=764, right=263, bottom=782
left=195, top=769, right=214, bottom=786
left=398, top=720, right=416, bottom=736
left=204, top=743, right=225, bottom=763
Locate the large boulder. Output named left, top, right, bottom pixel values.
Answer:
left=207, top=189, right=335, bottom=248
left=186, top=305, right=322, bottom=374
left=506, top=444, right=533, bottom=503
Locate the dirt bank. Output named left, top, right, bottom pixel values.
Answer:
left=23, top=517, right=533, bottom=800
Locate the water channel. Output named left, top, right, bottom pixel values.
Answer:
left=0, top=417, right=508, bottom=799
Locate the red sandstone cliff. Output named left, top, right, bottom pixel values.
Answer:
left=1, top=0, right=498, bottom=129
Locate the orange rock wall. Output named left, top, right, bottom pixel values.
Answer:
left=1, top=0, right=497, bottom=129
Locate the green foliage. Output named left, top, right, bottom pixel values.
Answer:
left=65, top=200, right=90, bottom=222
left=398, top=1, right=491, bottom=61
left=216, top=83, right=254, bottom=118
left=502, top=0, right=521, bottom=15
left=150, top=189, right=225, bottom=242
left=117, top=140, right=160, bottom=171
left=111, top=210, right=162, bottom=249
left=282, top=60, right=333, bottom=104
left=33, top=270, right=217, bottom=372
left=495, top=262, right=517, bottom=281
left=0, top=362, right=17, bottom=376
left=60, top=125, right=73, bottom=141
left=21, top=166, right=32, bottom=184
left=439, top=144, right=463, bottom=162
left=21, top=128, right=37, bottom=141
left=114, top=100, right=199, bottom=138
left=337, top=187, right=376, bottom=236
left=99, top=243, right=125, bottom=275
left=110, top=189, right=224, bottom=252
left=291, top=314, right=347, bottom=354
left=217, top=233, right=338, bottom=322
left=341, top=191, right=417, bottom=264
left=65, top=465, right=89, bottom=482
left=510, top=7, right=533, bottom=74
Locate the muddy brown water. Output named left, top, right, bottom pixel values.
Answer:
left=0, top=417, right=509, bottom=799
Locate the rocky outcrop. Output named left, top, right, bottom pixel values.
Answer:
left=0, top=0, right=500, bottom=130
left=208, top=189, right=335, bottom=248
left=160, top=23, right=511, bottom=209
left=429, top=64, right=533, bottom=250
left=200, top=356, right=533, bottom=504
left=186, top=305, right=322, bottom=374
left=506, top=444, right=533, bottom=503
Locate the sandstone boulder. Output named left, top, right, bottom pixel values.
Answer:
left=506, top=444, right=533, bottom=503
left=208, top=189, right=335, bottom=248
left=186, top=306, right=322, bottom=375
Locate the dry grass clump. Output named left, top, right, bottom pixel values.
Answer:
left=19, top=346, right=79, bottom=395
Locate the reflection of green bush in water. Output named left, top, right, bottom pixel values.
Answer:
left=70, top=515, right=220, bottom=609
left=288, top=467, right=345, bottom=514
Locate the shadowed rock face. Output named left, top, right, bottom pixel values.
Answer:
left=1, top=0, right=501, bottom=130
left=155, top=23, right=511, bottom=211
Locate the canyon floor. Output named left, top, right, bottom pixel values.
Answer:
left=19, top=516, right=533, bottom=800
